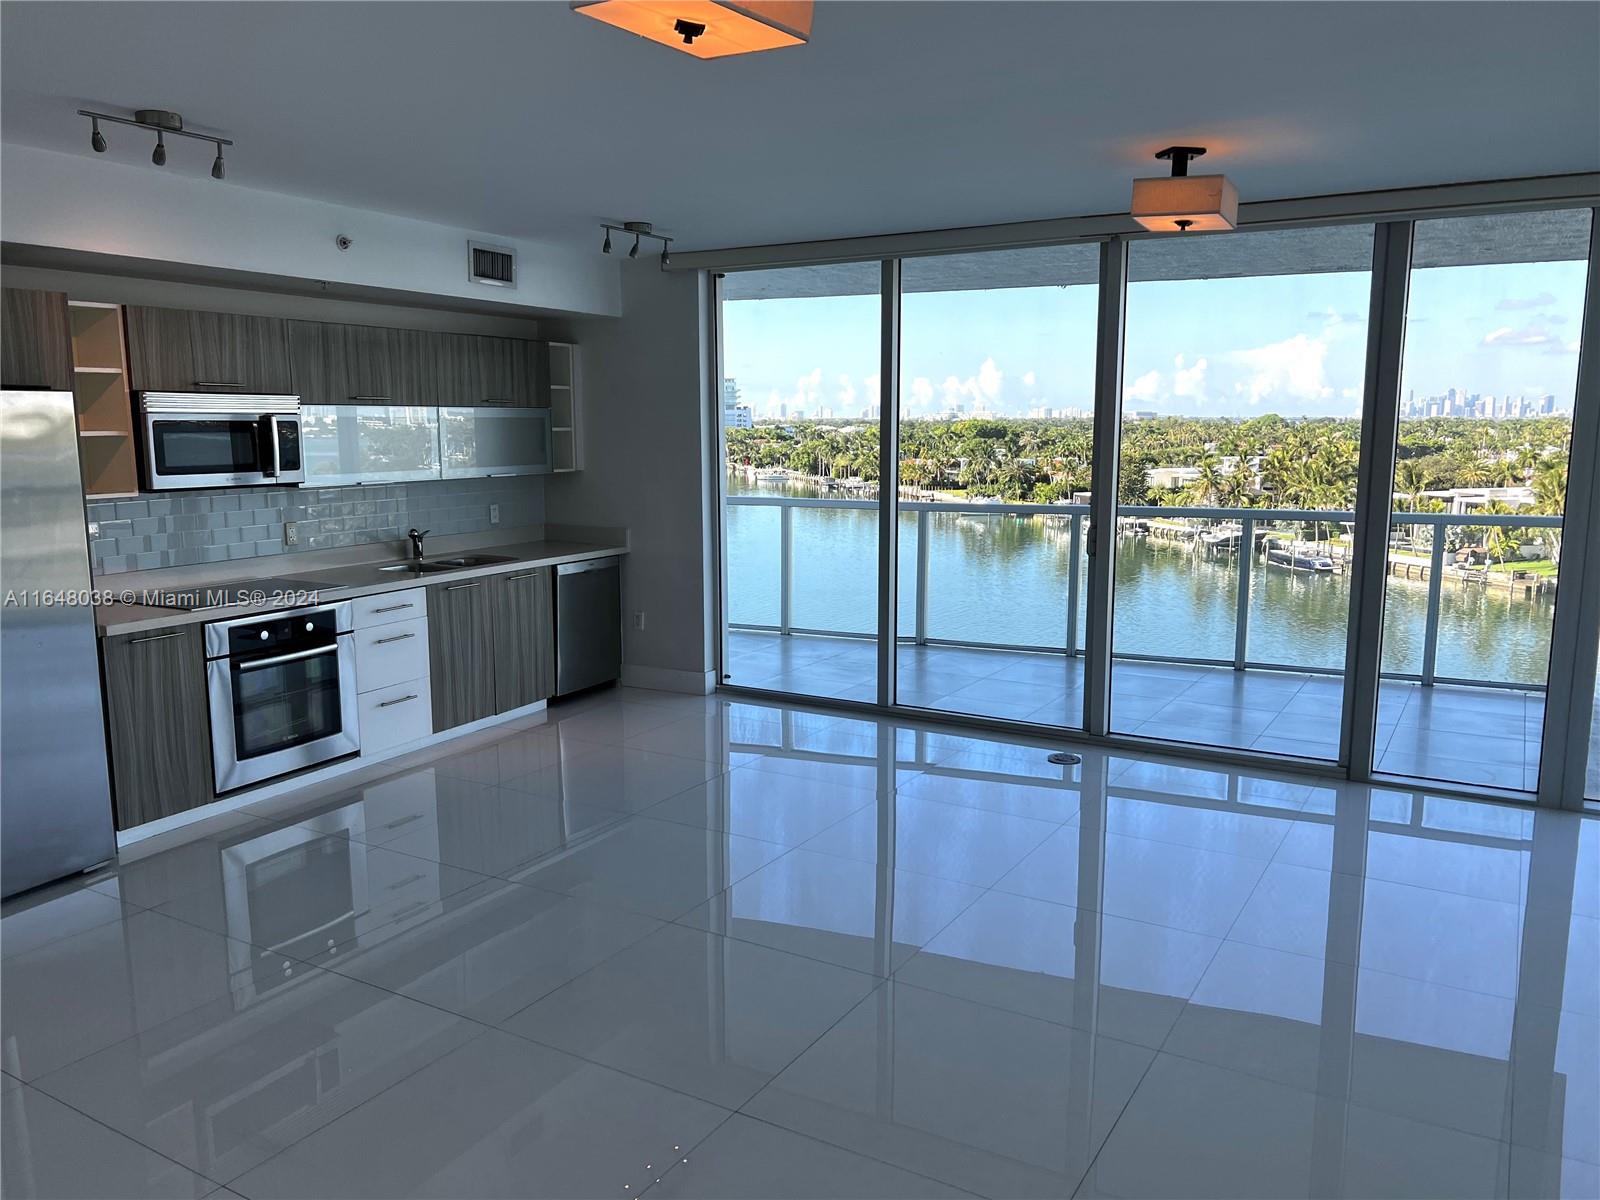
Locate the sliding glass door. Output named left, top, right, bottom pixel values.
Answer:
left=1108, top=226, right=1375, bottom=760
left=713, top=204, right=1599, bottom=806
left=1373, top=210, right=1591, bottom=792
left=893, top=245, right=1100, bottom=727
left=719, top=264, right=882, bottom=701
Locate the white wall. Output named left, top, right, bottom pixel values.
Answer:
left=546, top=267, right=715, bottom=693
left=1, top=143, right=620, bottom=318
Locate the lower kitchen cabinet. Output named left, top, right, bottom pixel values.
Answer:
left=357, top=679, right=433, bottom=755
left=493, top=567, right=555, bottom=711
left=101, top=625, right=214, bottom=829
left=426, top=577, right=497, bottom=731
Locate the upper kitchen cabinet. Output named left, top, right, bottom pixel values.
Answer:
left=190, top=311, right=292, bottom=392
left=1, top=288, right=74, bottom=391
left=288, top=321, right=434, bottom=406
left=301, top=404, right=440, bottom=485
left=431, top=333, right=531, bottom=406
left=125, top=306, right=195, bottom=392
left=126, top=306, right=290, bottom=393
left=478, top=336, right=533, bottom=406
left=286, top=319, right=341, bottom=405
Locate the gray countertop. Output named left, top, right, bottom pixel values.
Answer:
left=95, top=539, right=628, bottom=636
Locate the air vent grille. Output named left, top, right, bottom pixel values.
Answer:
left=468, top=241, right=516, bottom=288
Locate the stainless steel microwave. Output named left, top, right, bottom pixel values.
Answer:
left=139, top=393, right=304, bottom=490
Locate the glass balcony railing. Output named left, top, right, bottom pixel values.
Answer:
left=726, top=494, right=1562, bottom=695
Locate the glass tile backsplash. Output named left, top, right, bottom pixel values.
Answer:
left=86, top=476, right=544, bottom=574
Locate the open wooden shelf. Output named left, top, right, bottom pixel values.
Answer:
left=80, top=433, right=138, bottom=499
left=70, top=301, right=139, bottom=497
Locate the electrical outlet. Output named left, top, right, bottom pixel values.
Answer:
left=283, top=521, right=299, bottom=546
left=632, top=611, right=646, bottom=631
left=87, top=521, right=99, bottom=537
left=489, top=504, right=500, bottom=526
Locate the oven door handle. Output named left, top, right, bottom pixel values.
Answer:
left=236, top=644, right=339, bottom=671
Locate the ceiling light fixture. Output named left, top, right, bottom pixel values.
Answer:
left=571, top=1, right=813, bottom=59
left=600, top=221, right=675, bottom=270
left=76, top=107, right=233, bottom=180
left=1130, top=145, right=1238, bottom=233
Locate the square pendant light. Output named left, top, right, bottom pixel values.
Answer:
left=1131, top=146, right=1239, bottom=233
left=571, top=1, right=813, bottom=58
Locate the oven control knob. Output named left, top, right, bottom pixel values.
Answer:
left=305, top=621, right=314, bottom=632
left=260, top=630, right=270, bottom=640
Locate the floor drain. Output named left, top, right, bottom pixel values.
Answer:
left=1046, top=751, right=1083, bottom=766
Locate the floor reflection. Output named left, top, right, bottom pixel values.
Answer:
left=2, top=686, right=1595, bottom=1198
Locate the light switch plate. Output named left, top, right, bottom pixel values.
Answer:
left=490, top=504, right=501, bottom=525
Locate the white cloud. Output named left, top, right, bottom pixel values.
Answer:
left=1022, top=370, right=1037, bottom=388
left=1225, top=334, right=1328, bottom=406
left=1496, top=291, right=1557, bottom=312
left=1172, top=353, right=1208, bottom=400
left=834, top=373, right=857, bottom=412
left=935, top=357, right=1005, bottom=412
left=1124, top=369, right=1161, bottom=403
left=1483, top=324, right=1555, bottom=348
left=907, top=376, right=935, bottom=414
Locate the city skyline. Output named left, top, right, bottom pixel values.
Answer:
left=722, top=258, right=1587, bottom=423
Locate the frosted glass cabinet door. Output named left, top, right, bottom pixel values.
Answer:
left=300, top=405, right=441, bottom=485
left=439, top=406, right=552, bottom=478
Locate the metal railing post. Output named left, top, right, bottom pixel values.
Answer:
left=779, top=503, right=794, bottom=636
left=915, top=508, right=930, bottom=644
left=1234, top=517, right=1254, bottom=671
left=1066, top=514, right=1082, bottom=657
left=1421, top=526, right=1447, bottom=687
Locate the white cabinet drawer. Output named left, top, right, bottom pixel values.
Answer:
left=353, top=588, right=427, bottom=629
left=353, top=618, right=430, bottom=693
left=358, top=679, right=432, bottom=756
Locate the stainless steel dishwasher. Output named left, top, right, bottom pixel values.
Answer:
left=555, top=557, right=623, bottom=696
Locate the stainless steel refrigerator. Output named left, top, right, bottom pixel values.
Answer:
left=1, top=390, right=116, bottom=898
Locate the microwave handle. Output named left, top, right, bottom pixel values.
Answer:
left=257, top=415, right=281, bottom=479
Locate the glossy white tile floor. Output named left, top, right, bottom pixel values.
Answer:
left=3, top=685, right=1597, bottom=1199
left=725, top=630, right=1549, bottom=793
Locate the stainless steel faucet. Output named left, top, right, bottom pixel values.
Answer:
left=407, top=528, right=429, bottom=560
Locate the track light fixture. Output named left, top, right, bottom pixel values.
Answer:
left=599, top=221, right=676, bottom=270
left=77, top=108, right=233, bottom=180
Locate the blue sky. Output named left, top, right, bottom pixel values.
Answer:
left=722, top=259, right=1587, bottom=421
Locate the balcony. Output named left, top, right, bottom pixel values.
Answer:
left=725, top=495, right=1562, bottom=792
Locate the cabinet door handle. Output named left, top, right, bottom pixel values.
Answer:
left=444, top=582, right=480, bottom=591
left=508, top=570, right=541, bottom=581
left=128, top=630, right=181, bottom=644
left=372, top=632, right=415, bottom=645
left=350, top=395, right=393, bottom=403
left=193, top=380, right=244, bottom=389
left=377, top=693, right=418, bottom=708
left=372, top=602, right=414, bottom=614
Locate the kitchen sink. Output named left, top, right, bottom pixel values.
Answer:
left=376, top=554, right=515, bottom=574
left=426, top=554, right=515, bottom=568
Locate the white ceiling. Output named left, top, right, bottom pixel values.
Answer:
left=2, top=1, right=1595, bottom=255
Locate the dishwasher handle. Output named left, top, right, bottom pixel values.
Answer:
left=556, top=557, right=618, bottom=576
